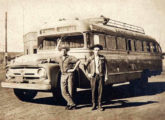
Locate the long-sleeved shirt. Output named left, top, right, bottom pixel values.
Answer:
left=85, top=54, right=108, bottom=80
left=52, top=55, right=79, bottom=73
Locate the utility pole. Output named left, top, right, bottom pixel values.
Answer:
left=4, top=12, right=8, bottom=66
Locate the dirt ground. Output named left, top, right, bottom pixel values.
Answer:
left=1, top=70, right=165, bottom=120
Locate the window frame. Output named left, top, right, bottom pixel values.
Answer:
left=116, top=36, right=127, bottom=51
left=105, top=35, right=117, bottom=50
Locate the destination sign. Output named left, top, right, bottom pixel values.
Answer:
left=57, top=25, right=76, bottom=32
left=40, top=28, right=55, bottom=34
left=40, top=25, right=77, bottom=35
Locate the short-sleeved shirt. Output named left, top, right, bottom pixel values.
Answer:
left=52, top=55, right=78, bottom=73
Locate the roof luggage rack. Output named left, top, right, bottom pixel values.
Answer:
left=101, top=16, right=145, bottom=34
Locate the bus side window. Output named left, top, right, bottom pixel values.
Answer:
left=150, top=42, right=154, bottom=52
left=127, top=39, right=132, bottom=51
left=93, top=34, right=106, bottom=49
left=143, top=41, right=147, bottom=52
left=141, top=41, right=144, bottom=51
left=99, top=34, right=106, bottom=48
left=93, top=34, right=100, bottom=44
left=152, top=42, right=157, bottom=52
left=132, top=40, right=136, bottom=51
left=117, top=37, right=126, bottom=50
left=105, top=35, right=116, bottom=50
left=134, top=40, right=136, bottom=51
left=87, top=33, right=94, bottom=48
left=136, top=40, right=142, bottom=52
left=127, top=39, right=136, bottom=51
left=146, top=42, right=151, bottom=52
left=156, top=44, right=161, bottom=53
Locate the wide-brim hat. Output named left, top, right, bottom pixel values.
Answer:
left=58, top=46, right=70, bottom=51
left=89, top=44, right=103, bottom=50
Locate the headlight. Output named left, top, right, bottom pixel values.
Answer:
left=37, top=68, right=46, bottom=78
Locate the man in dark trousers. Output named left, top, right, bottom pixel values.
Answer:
left=84, top=44, right=108, bottom=111
left=53, top=46, right=80, bottom=110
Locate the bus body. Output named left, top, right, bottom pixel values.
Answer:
left=1, top=17, right=163, bottom=101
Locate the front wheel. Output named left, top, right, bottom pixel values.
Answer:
left=13, top=89, right=37, bottom=101
left=52, top=87, right=66, bottom=104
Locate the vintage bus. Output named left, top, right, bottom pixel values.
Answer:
left=1, top=16, right=163, bottom=101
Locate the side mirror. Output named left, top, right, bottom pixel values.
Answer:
left=161, top=53, right=165, bottom=59
left=162, top=53, right=165, bottom=56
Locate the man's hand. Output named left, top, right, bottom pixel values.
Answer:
left=88, top=74, right=93, bottom=78
left=81, top=63, right=87, bottom=70
left=105, top=77, right=108, bottom=81
left=67, top=69, right=74, bottom=73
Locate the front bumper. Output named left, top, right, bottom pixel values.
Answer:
left=1, top=82, right=51, bottom=90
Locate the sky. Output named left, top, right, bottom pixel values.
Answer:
left=0, top=0, right=165, bottom=52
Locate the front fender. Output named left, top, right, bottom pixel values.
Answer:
left=39, top=63, right=60, bottom=90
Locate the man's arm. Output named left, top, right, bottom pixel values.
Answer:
left=82, top=56, right=94, bottom=78
left=69, top=56, right=79, bottom=63
left=67, top=60, right=81, bottom=73
left=83, top=56, right=93, bottom=69
left=50, top=56, right=61, bottom=63
left=55, top=38, right=62, bottom=50
left=104, top=58, right=108, bottom=81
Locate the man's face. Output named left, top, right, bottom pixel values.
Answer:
left=94, top=47, right=100, bottom=56
left=61, top=49, right=67, bottom=56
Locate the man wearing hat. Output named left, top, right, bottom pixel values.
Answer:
left=84, top=44, right=108, bottom=111
left=52, top=46, right=80, bottom=110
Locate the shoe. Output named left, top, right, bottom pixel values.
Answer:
left=68, top=105, right=77, bottom=110
left=91, top=104, right=96, bottom=111
left=65, top=105, right=70, bottom=110
left=97, top=106, right=104, bottom=111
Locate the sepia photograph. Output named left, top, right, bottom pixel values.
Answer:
left=0, top=0, right=165, bottom=120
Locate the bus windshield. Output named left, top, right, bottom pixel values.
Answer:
left=38, top=34, right=84, bottom=50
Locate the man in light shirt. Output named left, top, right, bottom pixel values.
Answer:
left=84, top=44, right=108, bottom=111
left=52, top=46, right=80, bottom=110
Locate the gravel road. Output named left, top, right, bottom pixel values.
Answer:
left=1, top=71, right=165, bottom=120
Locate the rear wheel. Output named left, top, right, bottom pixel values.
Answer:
left=129, top=70, right=149, bottom=96
left=103, top=84, right=113, bottom=101
left=13, top=89, right=37, bottom=101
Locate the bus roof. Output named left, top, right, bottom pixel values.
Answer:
left=38, top=17, right=157, bottom=43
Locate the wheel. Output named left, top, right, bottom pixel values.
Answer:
left=52, top=87, right=66, bottom=104
left=129, top=70, right=149, bottom=96
left=13, top=89, right=37, bottom=101
left=103, top=84, right=113, bottom=101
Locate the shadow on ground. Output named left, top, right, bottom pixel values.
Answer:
left=29, top=81, right=165, bottom=109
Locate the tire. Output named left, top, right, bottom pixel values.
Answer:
left=103, top=84, right=113, bottom=101
left=13, top=89, right=37, bottom=101
left=129, top=70, right=149, bottom=96
left=52, top=87, right=66, bottom=104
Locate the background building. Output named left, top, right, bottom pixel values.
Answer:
left=23, top=32, right=37, bottom=55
